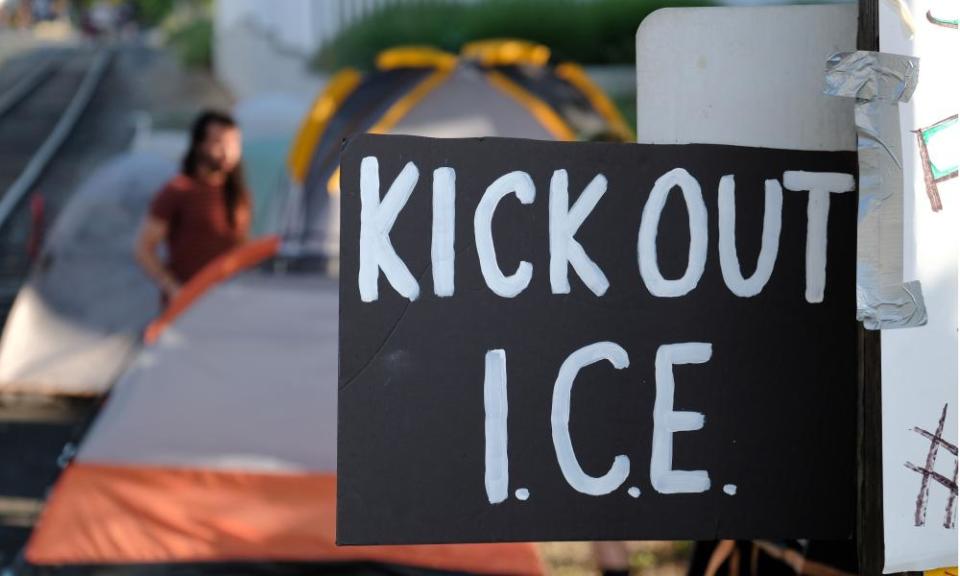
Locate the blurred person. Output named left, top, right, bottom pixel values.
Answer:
left=87, top=0, right=115, bottom=34
left=136, top=111, right=250, bottom=303
left=594, top=541, right=631, bottom=576
left=32, top=0, right=53, bottom=21
left=8, top=0, right=32, bottom=27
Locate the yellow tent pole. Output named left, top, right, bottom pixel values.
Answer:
left=287, top=68, right=362, bottom=184
left=327, top=67, right=456, bottom=196
left=461, top=39, right=551, bottom=67
left=555, top=62, right=634, bottom=142
left=376, top=46, right=457, bottom=71
left=484, top=69, right=576, bottom=141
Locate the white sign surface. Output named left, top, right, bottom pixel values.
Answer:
left=880, top=1, right=959, bottom=572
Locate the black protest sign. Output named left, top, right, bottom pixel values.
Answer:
left=337, top=134, right=857, bottom=545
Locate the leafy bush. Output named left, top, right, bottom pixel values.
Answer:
left=167, top=17, right=212, bottom=69
left=133, top=0, right=176, bottom=27
left=313, top=0, right=714, bottom=72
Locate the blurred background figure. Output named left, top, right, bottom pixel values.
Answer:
left=135, top=110, right=249, bottom=302
left=594, top=541, right=631, bottom=576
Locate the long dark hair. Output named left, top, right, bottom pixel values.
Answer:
left=182, top=110, right=249, bottom=229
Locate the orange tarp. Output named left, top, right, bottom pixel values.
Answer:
left=144, top=236, right=281, bottom=344
left=27, top=463, right=543, bottom=574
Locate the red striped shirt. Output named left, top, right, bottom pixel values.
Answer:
left=149, top=174, right=249, bottom=283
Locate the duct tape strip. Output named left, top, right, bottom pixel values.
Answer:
left=856, top=280, right=927, bottom=330
left=824, top=51, right=927, bottom=330
left=825, top=51, right=919, bottom=102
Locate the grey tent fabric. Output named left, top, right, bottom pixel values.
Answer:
left=284, top=63, right=573, bottom=263
left=391, top=66, right=553, bottom=139
left=0, top=152, right=175, bottom=395
left=78, top=272, right=339, bottom=472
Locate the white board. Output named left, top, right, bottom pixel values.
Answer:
left=879, top=1, right=959, bottom=572
left=636, top=4, right=856, bottom=151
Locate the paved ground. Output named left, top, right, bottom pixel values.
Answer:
left=0, top=32, right=229, bottom=568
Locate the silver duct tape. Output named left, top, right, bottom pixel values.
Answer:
left=825, top=51, right=927, bottom=329
left=825, top=51, right=919, bottom=102
left=857, top=280, right=927, bottom=329
left=857, top=99, right=903, bottom=213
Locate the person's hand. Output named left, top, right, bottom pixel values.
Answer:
left=161, top=278, right=182, bottom=300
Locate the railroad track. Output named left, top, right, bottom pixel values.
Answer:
left=0, top=46, right=111, bottom=326
left=0, top=44, right=119, bottom=569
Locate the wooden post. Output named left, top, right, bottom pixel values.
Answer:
left=859, top=324, right=885, bottom=575
left=854, top=2, right=903, bottom=575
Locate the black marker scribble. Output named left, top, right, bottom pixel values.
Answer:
left=905, top=403, right=958, bottom=529
left=914, top=114, right=958, bottom=213
left=926, top=10, right=959, bottom=29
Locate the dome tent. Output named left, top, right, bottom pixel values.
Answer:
left=280, top=40, right=633, bottom=264
left=22, top=240, right=544, bottom=575
left=0, top=152, right=175, bottom=397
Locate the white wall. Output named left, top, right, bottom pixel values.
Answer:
left=215, top=0, right=481, bottom=61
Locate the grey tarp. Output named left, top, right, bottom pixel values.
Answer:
left=0, top=152, right=174, bottom=396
